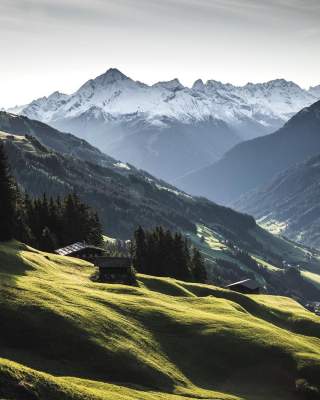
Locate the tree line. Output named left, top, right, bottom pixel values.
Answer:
left=0, top=142, right=103, bottom=250
left=132, top=226, right=207, bottom=283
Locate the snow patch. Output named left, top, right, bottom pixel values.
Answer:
left=114, top=162, right=131, bottom=170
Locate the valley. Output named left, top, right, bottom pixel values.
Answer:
left=1, top=111, right=320, bottom=306
left=2, top=3, right=320, bottom=400
left=178, top=100, right=320, bottom=207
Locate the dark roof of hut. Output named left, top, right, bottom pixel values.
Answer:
left=95, top=257, right=132, bottom=269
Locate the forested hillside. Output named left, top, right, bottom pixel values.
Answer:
left=0, top=112, right=255, bottom=241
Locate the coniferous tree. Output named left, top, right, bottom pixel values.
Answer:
left=132, top=226, right=204, bottom=283
left=191, top=247, right=207, bottom=283
left=14, top=189, right=34, bottom=245
left=133, top=226, right=147, bottom=273
left=172, top=233, right=192, bottom=281
left=0, top=143, right=16, bottom=241
left=87, top=211, right=103, bottom=246
left=12, top=190, right=103, bottom=251
left=39, top=226, right=57, bottom=252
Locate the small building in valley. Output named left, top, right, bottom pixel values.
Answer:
left=55, top=243, right=136, bottom=285
left=55, top=242, right=105, bottom=261
left=95, top=257, right=135, bottom=285
left=305, top=301, right=320, bottom=316
left=225, top=278, right=261, bottom=294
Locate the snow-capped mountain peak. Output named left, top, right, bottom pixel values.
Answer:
left=309, top=85, right=320, bottom=98
left=9, top=70, right=319, bottom=134
left=47, top=91, right=67, bottom=100
left=6, top=68, right=320, bottom=183
left=192, top=79, right=205, bottom=91
left=153, top=78, right=184, bottom=91
left=95, top=68, right=130, bottom=84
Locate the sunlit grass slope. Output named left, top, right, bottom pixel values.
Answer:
left=1, top=241, right=320, bottom=400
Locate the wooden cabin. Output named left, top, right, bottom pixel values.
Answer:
left=225, top=279, right=260, bottom=294
left=95, top=257, right=136, bottom=284
left=55, top=242, right=105, bottom=261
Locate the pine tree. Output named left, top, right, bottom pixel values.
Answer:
left=0, top=143, right=16, bottom=241
left=133, top=226, right=148, bottom=273
left=191, top=247, right=207, bottom=283
left=39, top=226, right=57, bottom=252
left=172, top=233, right=192, bottom=281
left=13, top=189, right=34, bottom=245
left=87, top=211, right=103, bottom=246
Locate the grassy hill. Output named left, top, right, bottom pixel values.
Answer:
left=187, top=224, right=320, bottom=303
left=1, top=241, right=320, bottom=400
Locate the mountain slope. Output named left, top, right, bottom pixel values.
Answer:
left=0, top=112, right=256, bottom=242
left=0, top=111, right=117, bottom=168
left=2, top=111, right=320, bottom=302
left=235, top=153, right=320, bottom=248
left=178, top=100, right=320, bottom=204
left=8, top=69, right=319, bottom=181
left=1, top=241, right=320, bottom=400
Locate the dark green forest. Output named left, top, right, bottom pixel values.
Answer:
left=132, top=226, right=207, bottom=283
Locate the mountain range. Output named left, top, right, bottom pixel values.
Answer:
left=178, top=100, right=320, bottom=206
left=8, top=68, right=319, bottom=182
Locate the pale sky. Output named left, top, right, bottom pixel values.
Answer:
left=1, top=0, right=320, bottom=108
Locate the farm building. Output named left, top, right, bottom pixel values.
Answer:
left=225, top=279, right=260, bottom=294
left=55, top=242, right=105, bottom=260
left=95, top=257, right=135, bottom=284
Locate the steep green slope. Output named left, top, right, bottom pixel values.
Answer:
left=187, top=224, right=320, bottom=303
left=1, top=241, right=320, bottom=400
left=177, top=100, right=320, bottom=204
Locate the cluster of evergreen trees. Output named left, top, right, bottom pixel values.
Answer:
left=0, top=143, right=16, bottom=241
left=0, top=143, right=103, bottom=250
left=15, top=193, right=103, bottom=251
left=132, top=226, right=207, bottom=283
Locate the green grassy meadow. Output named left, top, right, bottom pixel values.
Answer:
left=1, top=241, right=320, bottom=400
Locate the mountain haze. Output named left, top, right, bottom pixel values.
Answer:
left=178, top=100, right=320, bottom=204
left=9, top=69, right=319, bottom=182
left=235, top=152, right=320, bottom=248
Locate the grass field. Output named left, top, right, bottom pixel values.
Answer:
left=1, top=241, right=320, bottom=400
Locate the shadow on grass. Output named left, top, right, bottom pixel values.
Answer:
left=0, top=301, right=175, bottom=392
left=178, top=283, right=320, bottom=339
left=105, top=299, right=305, bottom=400
left=0, top=242, right=175, bottom=392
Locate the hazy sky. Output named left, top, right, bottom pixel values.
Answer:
left=1, top=0, right=320, bottom=108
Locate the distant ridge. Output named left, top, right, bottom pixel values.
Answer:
left=177, top=100, right=320, bottom=204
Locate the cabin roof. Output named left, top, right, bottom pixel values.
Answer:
left=225, top=278, right=260, bottom=290
left=55, top=242, right=104, bottom=256
left=95, top=256, right=132, bottom=269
